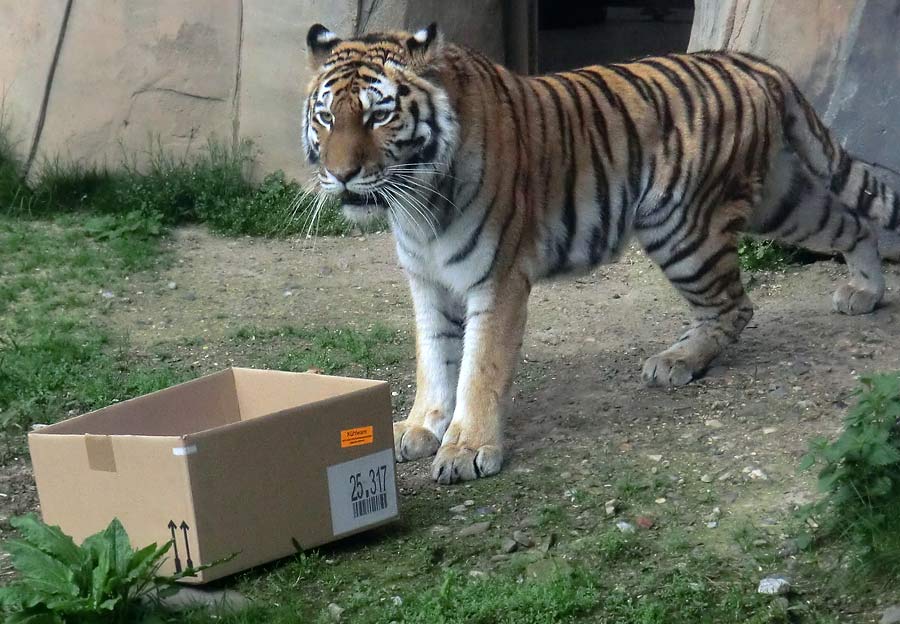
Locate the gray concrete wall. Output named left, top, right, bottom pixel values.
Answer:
left=0, top=0, right=506, bottom=182
left=690, top=0, right=900, bottom=172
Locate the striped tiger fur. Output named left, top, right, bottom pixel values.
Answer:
left=302, top=23, right=900, bottom=484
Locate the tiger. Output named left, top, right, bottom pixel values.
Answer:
left=302, top=23, right=900, bottom=484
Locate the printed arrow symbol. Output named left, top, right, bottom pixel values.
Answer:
left=180, top=521, right=193, bottom=569
left=168, top=520, right=182, bottom=573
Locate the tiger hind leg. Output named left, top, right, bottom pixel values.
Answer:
left=753, top=162, right=885, bottom=315
left=637, top=199, right=754, bottom=387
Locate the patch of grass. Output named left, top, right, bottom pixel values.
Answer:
left=0, top=216, right=189, bottom=455
left=800, top=372, right=900, bottom=581
left=1, top=133, right=348, bottom=238
left=230, top=324, right=408, bottom=377
left=738, top=237, right=802, bottom=272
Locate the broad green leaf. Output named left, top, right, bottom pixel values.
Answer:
left=9, top=515, right=84, bottom=569
left=104, top=518, right=134, bottom=577
left=90, top=533, right=112, bottom=606
left=4, top=541, right=79, bottom=599
left=6, top=611, right=64, bottom=624
left=126, top=541, right=173, bottom=590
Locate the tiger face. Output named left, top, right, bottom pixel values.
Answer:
left=303, top=23, right=459, bottom=224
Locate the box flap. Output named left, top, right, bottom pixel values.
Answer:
left=34, top=370, right=241, bottom=436
left=231, top=367, right=384, bottom=421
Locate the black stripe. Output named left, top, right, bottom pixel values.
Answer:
left=829, top=212, right=846, bottom=248
left=888, top=192, right=900, bottom=230
left=668, top=246, right=738, bottom=285
left=570, top=71, right=615, bottom=161
left=430, top=331, right=463, bottom=340
left=759, top=170, right=810, bottom=234
left=642, top=58, right=696, bottom=132
left=856, top=170, right=876, bottom=217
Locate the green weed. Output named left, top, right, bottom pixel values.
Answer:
left=1, top=133, right=347, bottom=238
left=0, top=515, right=218, bottom=624
left=800, top=372, right=900, bottom=578
left=738, top=237, right=802, bottom=272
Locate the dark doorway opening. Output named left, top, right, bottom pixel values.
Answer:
left=537, top=0, right=694, bottom=73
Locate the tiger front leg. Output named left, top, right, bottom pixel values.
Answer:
left=394, top=277, right=464, bottom=462
left=432, top=274, right=530, bottom=484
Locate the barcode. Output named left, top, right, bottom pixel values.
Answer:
left=353, top=493, right=388, bottom=518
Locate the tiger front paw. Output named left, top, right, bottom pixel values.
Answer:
left=431, top=443, right=503, bottom=484
left=393, top=421, right=441, bottom=462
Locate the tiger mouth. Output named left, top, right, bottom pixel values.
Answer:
left=340, top=191, right=382, bottom=207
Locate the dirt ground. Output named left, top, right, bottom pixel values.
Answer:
left=3, top=226, right=899, bottom=618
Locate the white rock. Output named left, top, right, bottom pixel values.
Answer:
left=156, top=587, right=249, bottom=615
left=880, top=605, right=900, bottom=624
left=616, top=521, right=635, bottom=534
left=327, top=603, right=345, bottom=622
left=604, top=499, right=618, bottom=517
left=757, top=576, right=791, bottom=595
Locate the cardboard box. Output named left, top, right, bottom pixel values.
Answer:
left=28, top=368, right=399, bottom=583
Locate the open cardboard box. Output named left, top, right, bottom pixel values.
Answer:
left=28, top=367, right=399, bottom=583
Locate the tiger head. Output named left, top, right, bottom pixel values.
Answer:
left=303, top=23, right=459, bottom=225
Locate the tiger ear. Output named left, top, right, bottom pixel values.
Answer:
left=307, top=24, right=341, bottom=68
left=406, top=23, right=441, bottom=63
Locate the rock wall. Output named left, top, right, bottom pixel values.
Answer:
left=0, top=0, right=507, bottom=182
left=690, top=0, right=900, bottom=171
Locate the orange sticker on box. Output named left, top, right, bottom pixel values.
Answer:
left=341, top=426, right=374, bottom=448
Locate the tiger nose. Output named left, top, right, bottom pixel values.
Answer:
left=330, top=166, right=361, bottom=184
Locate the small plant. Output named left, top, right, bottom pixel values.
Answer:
left=800, top=372, right=900, bottom=575
left=0, top=514, right=212, bottom=623
left=738, top=237, right=799, bottom=272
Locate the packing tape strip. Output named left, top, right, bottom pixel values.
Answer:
left=85, top=434, right=117, bottom=472
left=172, top=445, right=198, bottom=456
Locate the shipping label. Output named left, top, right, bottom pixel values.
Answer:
left=326, top=448, right=397, bottom=536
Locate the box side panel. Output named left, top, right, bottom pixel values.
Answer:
left=232, top=368, right=383, bottom=421
left=184, top=381, right=396, bottom=582
left=37, top=370, right=240, bottom=436
left=29, top=434, right=200, bottom=578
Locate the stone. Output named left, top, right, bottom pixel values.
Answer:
left=880, top=605, right=900, bottom=624
left=748, top=468, right=769, bottom=481
left=327, top=603, right=345, bottom=622
left=646, top=454, right=663, bottom=462
left=604, top=499, right=618, bottom=517
left=636, top=516, right=655, bottom=530
left=616, top=521, right=635, bottom=534
left=464, top=499, right=475, bottom=507
left=757, top=575, right=791, bottom=595
left=156, top=587, right=250, bottom=615
left=525, top=558, right=572, bottom=583
left=167, top=281, right=177, bottom=290
left=459, top=521, right=491, bottom=537
left=540, top=533, right=558, bottom=554
left=706, top=521, right=718, bottom=529
left=700, top=474, right=713, bottom=483
left=500, top=538, right=518, bottom=554
left=449, top=504, right=468, bottom=514
left=512, top=530, right=534, bottom=548
left=778, top=539, right=799, bottom=558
